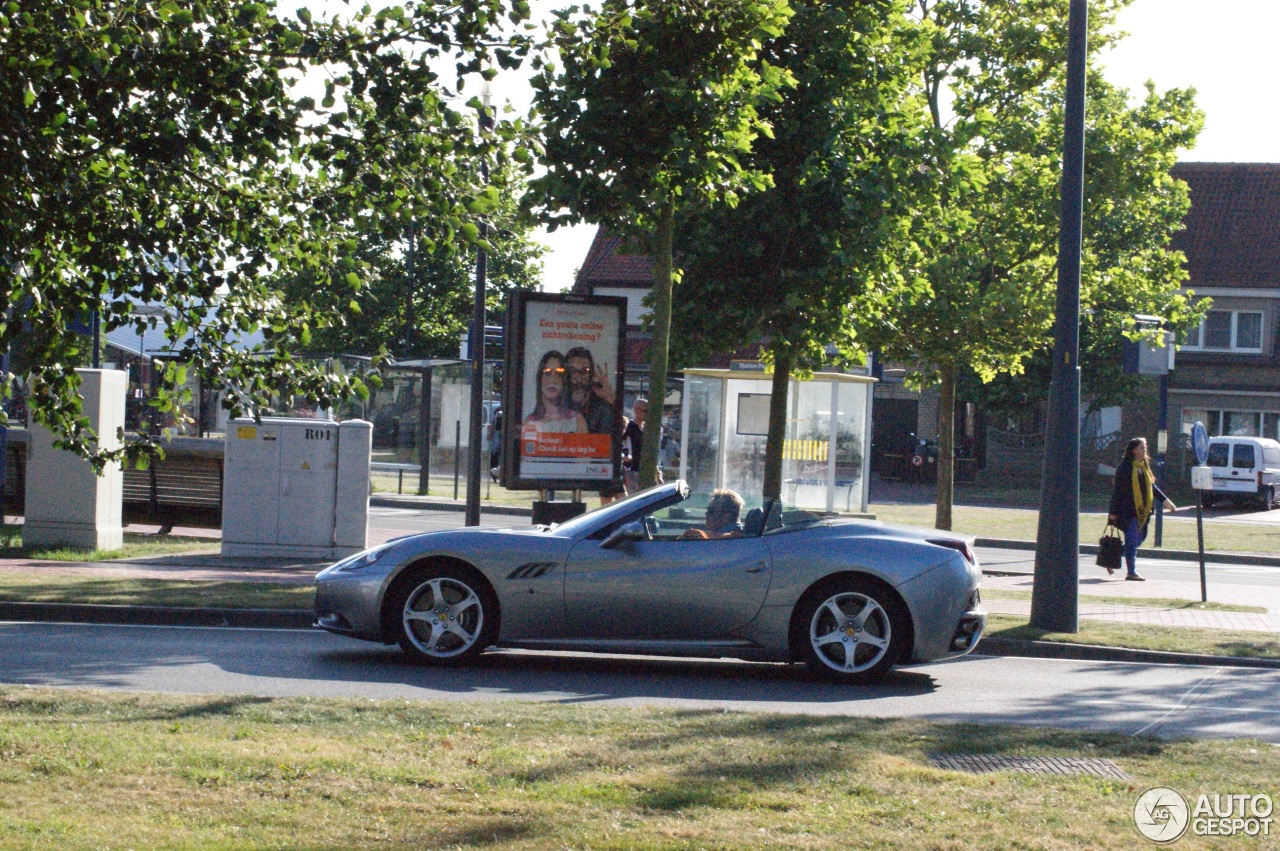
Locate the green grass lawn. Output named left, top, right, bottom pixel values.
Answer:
left=985, top=614, right=1280, bottom=660
left=981, top=588, right=1267, bottom=613
left=0, top=688, right=1274, bottom=849
left=0, top=576, right=313, bottom=609
left=0, top=526, right=217, bottom=562
left=870, top=503, right=1280, bottom=555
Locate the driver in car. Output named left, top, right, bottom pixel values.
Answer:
left=679, top=489, right=745, bottom=540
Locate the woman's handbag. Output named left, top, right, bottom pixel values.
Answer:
left=1096, top=525, right=1124, bottom=574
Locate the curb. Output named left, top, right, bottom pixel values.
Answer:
left=974, top=537, right=1280, bottom=568
left=0, top=601, right=311, bottom=630
left=370, top=495, right=533, bottom=517
left=976, top=636, right=1280, bottom=670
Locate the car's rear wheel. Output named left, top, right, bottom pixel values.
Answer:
left=793, top=577, right=908, bottom=685
left=390, top=567, right=496, bottom=665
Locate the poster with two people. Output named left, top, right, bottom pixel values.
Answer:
left=501, top=292, right=626, bottom=489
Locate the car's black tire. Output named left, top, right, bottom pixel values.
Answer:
left=388, top=566, right=497, bottom=666
left=791, top=576, right=909, bottom=685
left=1202, top=493, right=1215, bottom=509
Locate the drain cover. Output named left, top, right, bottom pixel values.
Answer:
left=930, top=753, right=1130, bottom=780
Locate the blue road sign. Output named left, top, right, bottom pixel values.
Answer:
left=1191, top=421, right=1209, bottom=466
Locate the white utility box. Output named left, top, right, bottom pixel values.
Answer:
left=222, top=417, right=372, bottom=560
left=1190, top=465, right=1213, bottom=491
left=24, top=369, right=127, bottom=550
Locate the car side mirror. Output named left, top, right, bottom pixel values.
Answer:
left=601, top=520, right=647, bottom=549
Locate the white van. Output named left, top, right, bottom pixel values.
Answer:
left=1203, top=436, right=1280, bottom=509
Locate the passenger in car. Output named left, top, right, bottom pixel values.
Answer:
left=679, top=489, right=746, bottom=540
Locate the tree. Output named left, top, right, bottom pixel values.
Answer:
left=669, top=0, right=924, bottom=501
left=855, top=0, right=1203, bottom=529
left=282, top=162, right=545, bottom=360
left=1, top=0, right=533, bottom=465
left=529, top=0, right=794, bottom=488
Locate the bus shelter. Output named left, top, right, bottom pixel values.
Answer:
left=678, top=369, right=875, bottom=514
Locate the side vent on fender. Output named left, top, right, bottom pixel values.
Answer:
left=508, top=562, right=557, bottom=580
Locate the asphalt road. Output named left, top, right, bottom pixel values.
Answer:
left=2, top=620, right=1278, bottom=742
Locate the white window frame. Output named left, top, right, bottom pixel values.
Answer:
left=1180, top=309, right=1265, bottom=353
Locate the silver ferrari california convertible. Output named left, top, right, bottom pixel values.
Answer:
left=314, top=481, right=986, bottom=684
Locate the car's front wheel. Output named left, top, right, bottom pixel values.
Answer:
left=793, top=577, right=908, bottom=685
left=390, top=567, right=497, bottom=665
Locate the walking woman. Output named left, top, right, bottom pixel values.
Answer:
left=1107, top=437, right=1178, bottom=580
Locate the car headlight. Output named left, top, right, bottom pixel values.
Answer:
left=330, top=542, right=397, bottom=573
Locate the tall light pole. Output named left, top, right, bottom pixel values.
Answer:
left=465, top=80, right=492, bottom=527
left=1030, top=0, right=1088, bottom=633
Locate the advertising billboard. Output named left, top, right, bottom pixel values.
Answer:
left=501, top=292, right=627, bottom=490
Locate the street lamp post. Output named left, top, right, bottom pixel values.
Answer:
left=465, top=81, right=493, bottom=527
left=1030, top=0, right=1088, bottom=633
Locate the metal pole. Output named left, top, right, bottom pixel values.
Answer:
left=453, top=420, right=462, bottom=501
left=92, top=309, right=101, bottom=369
left=1196, top=490, right=1207, bottom=602
left=1154, top=372, right=1168, bottom=546
left=465, top=86, right=492, bottom=527
left=418, top=367, right=432, bottom=495
left=1030, top=0, right=1087, bottom=633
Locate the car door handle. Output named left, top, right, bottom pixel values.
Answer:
left=746, top=562, right=767, bottom=573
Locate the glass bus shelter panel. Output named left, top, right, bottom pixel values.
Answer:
left=681, top=375, right=723, bottom=492
left=721, top=378, right=771, bottom=499
left=429, top=363, right=496, bottom=486
left=780, top=379, right=836, bottom=510
left=835, top=381, right=868, bottom=509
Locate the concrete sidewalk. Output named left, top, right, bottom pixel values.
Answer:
left=981, top=572, right=1280, bottom=634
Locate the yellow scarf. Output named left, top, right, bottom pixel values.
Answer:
left=1131, top=457, right=1155, bottom=526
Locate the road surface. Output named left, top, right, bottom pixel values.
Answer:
left=1, top=620, right=1277, bottom=742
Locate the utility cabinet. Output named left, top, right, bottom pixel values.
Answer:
left=222, top=418, right=372, bottom=560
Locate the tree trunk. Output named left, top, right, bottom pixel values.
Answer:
left=935, top=361, right=956, bottom=530
left=639, top=200, right=674, bottom=490
left=763, top=345, right=792, bottom=501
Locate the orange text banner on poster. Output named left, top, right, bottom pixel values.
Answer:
left=521, top=427, right=610, bottom=459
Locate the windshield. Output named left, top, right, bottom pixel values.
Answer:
left=550, top=482, right=681, bottom=537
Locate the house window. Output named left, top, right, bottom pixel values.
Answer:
left=1237, top=312, right=1263, bottom=350
left=1223, top=411, right=1261, bottom=436
left=1203, top=311, right=1232, bottom=349
left=1182, top=310, right=1266, bottom=353
left=1183, top=409, right=1279, bottom=440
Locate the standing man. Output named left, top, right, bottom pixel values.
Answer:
left=624, top=397, right=653, bottom=493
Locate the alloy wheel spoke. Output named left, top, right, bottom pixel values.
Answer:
left=849, top=598, right=876, bottom=629
left=443, top=620, right=478, bottom=643
left=424, top=579, right=447, bottom=607
left=841, top=639, right=861, bottom=670
left=813, top=627, right=845, bottom=648
left=857, top=633, right=889, bottom=652
left=821, top=599, right=848, bottom=627
left=423, top=623, right=449, bottom=653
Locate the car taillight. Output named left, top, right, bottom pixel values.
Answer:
left=928, top=538, right=975, bottom=566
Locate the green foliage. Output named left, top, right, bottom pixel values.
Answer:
left=671, top=0, right=925, bottom=373
left=281, top=160, right=545, bottom=361
left=529, top=0, right=795, bottom=487
left=0, top=0, right=533, bottom=467
left=858, top=0, right=1204, bottom=397
left=529, top=0, right=795, bottom=240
